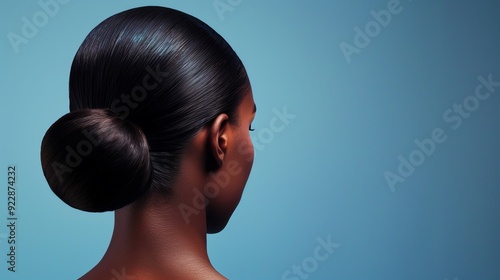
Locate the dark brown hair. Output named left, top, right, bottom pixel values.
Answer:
left=40, top=6, right=250, bottom=212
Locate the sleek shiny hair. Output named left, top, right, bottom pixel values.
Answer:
left=41, top=6, right=250, bottom=212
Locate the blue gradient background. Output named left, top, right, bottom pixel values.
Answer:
left=1, top=0, right=499, bottom=279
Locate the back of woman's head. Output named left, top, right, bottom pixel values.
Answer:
left=41, top=6, right=250, bottom=212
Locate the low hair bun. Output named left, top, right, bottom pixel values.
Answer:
left=41, top=108, right=152, bottom=212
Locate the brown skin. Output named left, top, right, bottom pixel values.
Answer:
left=80, top=90, right=256, bottom=280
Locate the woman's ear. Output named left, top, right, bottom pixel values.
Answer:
left=208, top=113, right=230, bottom=168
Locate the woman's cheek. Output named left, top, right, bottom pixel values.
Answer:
left=237, top=138, right=254, bottom=164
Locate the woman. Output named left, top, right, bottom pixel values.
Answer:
left=41, top=6, right=256, bottom=279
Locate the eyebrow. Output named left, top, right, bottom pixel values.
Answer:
left=253, top=104, right=257, bottom=113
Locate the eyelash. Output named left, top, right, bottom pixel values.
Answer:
left=249, top=124, right=255, bottom=131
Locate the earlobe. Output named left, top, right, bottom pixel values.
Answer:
left=208, top=114, right=230, bottom=168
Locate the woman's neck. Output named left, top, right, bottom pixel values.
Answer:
left=81, top=177, right=226, bottom=279
left=80, top=130, right=226, bottom=279
left=81, top=193, right=225, bottom=280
